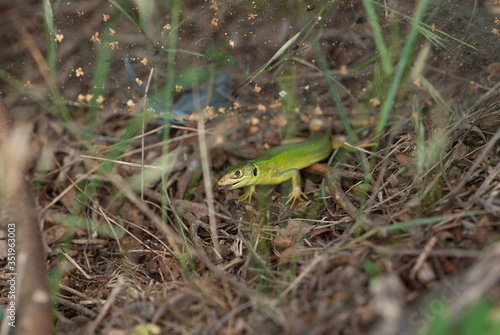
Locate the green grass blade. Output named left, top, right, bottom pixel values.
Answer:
left=247, top=31, right=301, bottom=80
left=86, top=12, right=120, bottom=125
left=42, top=0, right=70, bottom=122
left=161, top=0, right=182, bottom=222
left=361, top=0, right=393, bottom=76
left=374, top=0, right=431, bottom=145
left=246, top=0, right=337, bottom=81
left=0, top=69, right=58, bottom=114
left=313, top=39, right=362, bottom=165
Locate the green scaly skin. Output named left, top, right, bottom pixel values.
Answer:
left=217, top=129, right=332, bottom=206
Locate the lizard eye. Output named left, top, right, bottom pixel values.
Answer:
left=233, top=170, right=241, bottom=177
left=253, top=168, right=258, bottom=177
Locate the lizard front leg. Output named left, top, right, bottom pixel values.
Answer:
left=238, top=185, right=256, bottom=203
left=270, top=169, right=307, bottom=206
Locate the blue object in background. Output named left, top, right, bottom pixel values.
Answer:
left=124, top=54, right=233, bottom=125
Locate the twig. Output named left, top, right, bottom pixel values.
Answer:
left=56, top=296, right=97, bottom=319
left=61, top=252, right=94, bottom=280
left=106, top=173, right=183, bottom=249
left=326, top=168, right=365, bottom=222
left=409, top=236, right=437, bottom=280
left=83, top=277, right=125, bottom=335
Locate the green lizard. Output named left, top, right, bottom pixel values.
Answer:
left=216, top=129, right=332, bottom=206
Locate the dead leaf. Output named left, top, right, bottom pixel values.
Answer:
left=42, top=225, right=67, bottom=245
left=273, top=234, right=292, bottom=250
left=310, top=227, right=332, bottom=240
left=278, top=247, right=298, bottom=264
left=273, top=219, right=312, bottom=251
left=486, top=62, right=500, bottom=79
left=173, top=199, right=209, bottom=218
left=394, top=153, right=410, bottom=165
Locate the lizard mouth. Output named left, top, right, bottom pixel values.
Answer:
left=217, top=179, right=245, bottom=191
left=218, top=183, right=236, bottom=191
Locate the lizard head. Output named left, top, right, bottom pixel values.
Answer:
left=217, top=162, right=258, bottom=190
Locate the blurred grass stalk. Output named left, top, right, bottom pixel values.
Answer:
left=158, top=0, right=181, bottom=221
left=42, top=0, right=70, bottom=123
left=34, top=1, right=189, bottom=254
left=323, top=0, right=431, bottom=222
left=365, top=0, right=431, bottom=147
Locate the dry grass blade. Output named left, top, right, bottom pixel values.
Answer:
left=83, top=277, right=125, bottom=335
left=439, top=126, right=500, bottom=204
